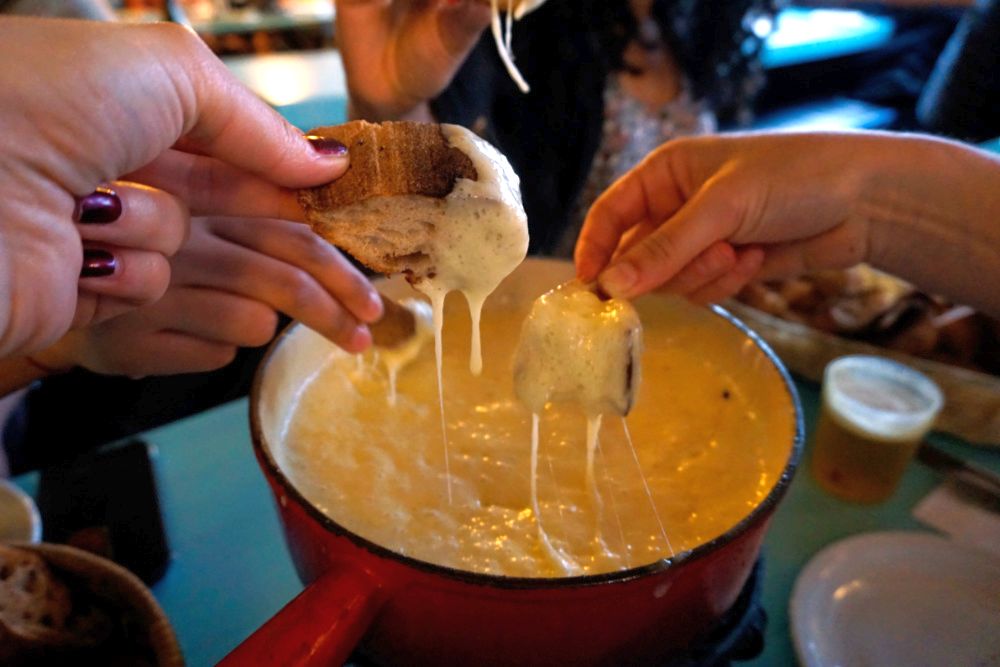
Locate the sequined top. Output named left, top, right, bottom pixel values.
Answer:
left=554, top=74, right=716, bottom=257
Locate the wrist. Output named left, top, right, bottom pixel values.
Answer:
left=855, top=133, right=954, bottom=268
left=855, top=133, right=1000, bottom=315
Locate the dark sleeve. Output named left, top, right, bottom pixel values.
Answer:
left=918, top=0, right=1000, bottom=142
left=430, top=34, right=501, bottom=138
left=2, top=342, right=272, bottom=473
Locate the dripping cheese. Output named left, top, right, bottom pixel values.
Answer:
left=277, top=290, right=796, bottom=577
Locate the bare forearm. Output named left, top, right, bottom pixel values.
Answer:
left=861, top=134, right=1000, bottom=316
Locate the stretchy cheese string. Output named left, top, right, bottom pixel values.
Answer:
left=596, top=434, right=632, bottom=568
left=490, top=0, right=530, bottom=93
left=622, top=418, right=673, bottom=555
left=531, top=413, right=580, bottom=574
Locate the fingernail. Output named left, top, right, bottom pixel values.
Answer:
left=74, top=187, right=122, bottom=224
left=305, top=135, right=348, bottom=157
left=592, top=283, right=612, bottom=301
left=598, top=262, right=638, bottom=298
left=81, top=249, right=117, bottom=277
left=349, top=325, right=372, bottom=352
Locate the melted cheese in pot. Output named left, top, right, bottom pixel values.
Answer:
left=280, top=294, right=796, bottom=578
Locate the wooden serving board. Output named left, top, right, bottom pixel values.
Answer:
left=725, top=301, right=1000, bottom=448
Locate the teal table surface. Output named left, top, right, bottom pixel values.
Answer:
left=13, top=374, right=999, bottom=666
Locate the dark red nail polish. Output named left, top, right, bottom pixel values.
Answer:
left=74, top=187, right=122, bottom=224
left=81, top=249, right=116, bottom=277
left=305, top=135, right=348, bottom=157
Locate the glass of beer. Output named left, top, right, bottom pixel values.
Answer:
left=811, top=355, right=943, bottom=503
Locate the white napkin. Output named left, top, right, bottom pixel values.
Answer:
left=913, top=478, right=1000, bottom=560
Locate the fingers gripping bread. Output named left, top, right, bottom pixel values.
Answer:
left=299, top=120, right=528, bottom=371
left=298, top=121, right=478, bottom=281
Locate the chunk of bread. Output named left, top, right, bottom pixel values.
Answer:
left=514, top=282, right=643, bottom=417
left=298, top=120, right=478, bottom=280
left=0, top=544, right=76, bottom=662
left=0, top=545, right=72, bottom=635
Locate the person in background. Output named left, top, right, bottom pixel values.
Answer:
left=918, top=0, right=1000, bottom=142
left=0, top=17, right=380, bottom=472
left=337, top=0, right=777, bottom=259
left=575, top=131, right=1000, bottom=318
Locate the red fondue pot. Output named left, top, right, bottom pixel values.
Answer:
left=221, top=259, right=803, bottom=666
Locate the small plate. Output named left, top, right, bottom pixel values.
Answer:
left=0, top=478, right=42, bottom=542
left=791, top=531, right=1000, bottom=667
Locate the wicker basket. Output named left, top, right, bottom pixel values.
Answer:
left=5, top=542, right=184, bottom=666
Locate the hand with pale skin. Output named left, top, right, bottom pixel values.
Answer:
left=336, top=0, right=493, bottom=120
left=0, top=17, right=380, bottom=360
left=22, top=216, right=376, bottom=380
left=576, top=131, right=1000, bottom=317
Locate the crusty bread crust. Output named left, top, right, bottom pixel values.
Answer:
left=0, top=545, right=72, bottom=634
left=298, top=121, right=478, bottom=278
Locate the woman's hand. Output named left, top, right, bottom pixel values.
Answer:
left=336, top=0, right=492, bottom=120
left=575, top=132, right=877, bottom=302
left=0, top=17, right=350, bottom=359
left=31, top=216, right=381, bottom=378
left=71, top=183, right=188, bottom=328
left=575, top=131, right=1000, bottom=316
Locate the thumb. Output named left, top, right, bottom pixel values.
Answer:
left=156, top=27, right=348, bottom=189
left=596, top=178, right=746, bottom=300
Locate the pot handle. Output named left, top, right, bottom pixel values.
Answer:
left=218, top=566, right=384, bottom=667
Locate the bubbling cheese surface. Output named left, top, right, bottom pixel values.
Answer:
left=514, top=282, right=642, bottom=417
left=279, top=292, right=796, bottom=578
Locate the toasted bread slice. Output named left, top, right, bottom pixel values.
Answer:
left=298, top=121, right=478, bottom=280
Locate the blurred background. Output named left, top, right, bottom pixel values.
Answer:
left=96, top=0, right=983, bottom=136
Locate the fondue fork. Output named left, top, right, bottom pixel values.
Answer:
left=369, top=294, right=418, bottom=349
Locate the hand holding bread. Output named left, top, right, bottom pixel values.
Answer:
left=299, top=121, right=477, bottom=280
left=298, top=119, right=528, bottom=370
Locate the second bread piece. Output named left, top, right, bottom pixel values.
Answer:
left=298, top=121, right=478, bottom=280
